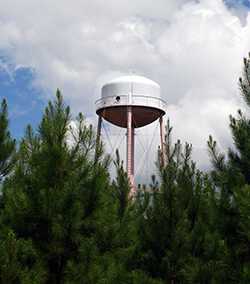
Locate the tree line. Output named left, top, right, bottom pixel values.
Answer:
left=1, top=54, right=250, bottom=283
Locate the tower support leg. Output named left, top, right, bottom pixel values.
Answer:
left=159, top=115, right=166, bottom=167
left=95, top=115, right=102, bottom=162
left=127, top=106, right=135, bottom=195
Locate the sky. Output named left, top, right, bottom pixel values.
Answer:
left=1, top=0, right=250, bottom=182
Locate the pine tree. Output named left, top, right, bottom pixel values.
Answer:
left=0, top=98, right=16, bottom=182
left=1, top=90, right=111, bottom=283
left=132, top=121, right=226, bottom=283
left=207, top=53, right=250, bottom=282
left=230, top=54, right=250, bottom=184
left=0, top=99, right=44, bottom=283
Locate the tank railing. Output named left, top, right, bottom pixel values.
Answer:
left=95, top=94, right=167, bottom=110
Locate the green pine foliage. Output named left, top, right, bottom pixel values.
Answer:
left=207, top=53, right=250, bottom=283
left=0, top=98, right=16, bottom=181
left=0, top=91, right=112, bottom=283
left=131, top=122, right=227, bottom=283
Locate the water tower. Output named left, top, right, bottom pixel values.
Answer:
left=95, top=75, right=167, bottom=195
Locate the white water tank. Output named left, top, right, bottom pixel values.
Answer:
left=96, top=75, right=166, bottom=128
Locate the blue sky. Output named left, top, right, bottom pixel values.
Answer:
left=225, top=0, right=250, bottom=8
left=1, top=0, right=250, bottom=175
left=0, top=61, right=45, bottom=138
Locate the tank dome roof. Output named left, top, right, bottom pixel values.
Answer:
left=101, top=74, right=161, bottom=99
left=106, top=75, right=160, bottom=88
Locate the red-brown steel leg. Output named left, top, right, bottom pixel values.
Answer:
left=95, top=115, right=102, bottom=162
left=159, top=115, right=166, bottom=167
left=127, top=106, right=135, bottom=195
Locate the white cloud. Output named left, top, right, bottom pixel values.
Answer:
left=0, top=0, right=250, bottom=178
